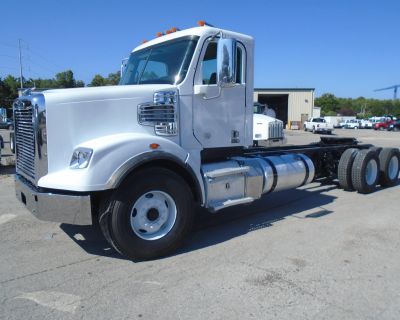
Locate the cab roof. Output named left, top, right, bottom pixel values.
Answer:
left=132, top=26, right=253, bottom=53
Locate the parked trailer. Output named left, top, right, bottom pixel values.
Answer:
left=13, top=23, right=400, bottom=260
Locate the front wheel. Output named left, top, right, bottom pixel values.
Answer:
left=99, top=167, right=195, bottom=260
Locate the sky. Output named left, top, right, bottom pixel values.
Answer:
left=0, top=0, right=399, bottom=99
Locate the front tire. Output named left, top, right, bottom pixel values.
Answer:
left=100, top=167, right=194, bottom=260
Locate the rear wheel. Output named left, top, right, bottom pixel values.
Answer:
left=378, top=148, right=400, bottom=187
left=351, top=149, right=380, bottom=194
left=338, top=148, right=358, bottom=191
left=99, top=167, right=195, bottom=260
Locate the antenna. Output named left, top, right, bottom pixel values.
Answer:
left=18, top=39, right=23, bottom=89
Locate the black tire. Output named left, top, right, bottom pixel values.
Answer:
left=351, top=149, right=380, bottom=194
left=99, top=167, right=194, bottom=261
left=378, top=148, right=400, bottom=187
left=10, top=132, right=15, bottom=154
left=338, top=148, right=359, bottom=191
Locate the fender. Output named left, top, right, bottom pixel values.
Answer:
left=38, top=133, right=205, bottom=204
left=107, top=150, right=204, bottom=204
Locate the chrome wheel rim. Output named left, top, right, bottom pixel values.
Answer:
left=388, top=156, right=399, bottom=180
left=130, top=190, right=177, bottom=241
left=365, top=159, right=378, bottom=185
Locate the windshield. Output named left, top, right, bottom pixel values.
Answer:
left=120, top=36, right=199, bottom=85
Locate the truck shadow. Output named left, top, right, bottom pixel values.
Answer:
left=59, top=182, right=337, bottom=260
left=180, top=183, right=337, bottom=255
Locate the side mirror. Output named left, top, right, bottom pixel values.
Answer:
left=217, top=38, right=237, bottom=87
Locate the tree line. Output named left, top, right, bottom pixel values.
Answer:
left=315, top=93, right=400, bottom=118
left=0, top=70, right=120, bottom=109
left=1, top=72, right=399, bottom=118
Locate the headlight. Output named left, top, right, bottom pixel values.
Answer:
left=70, top=148, right=93, bottom=169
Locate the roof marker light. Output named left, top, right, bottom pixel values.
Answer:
left=156, top=32, right=163, bottom=37
left=197, top=21, right=214, bottom=27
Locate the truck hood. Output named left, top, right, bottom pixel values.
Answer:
left=43, top=84, right=176, bottom=173
left=253, top=113, right=282, bottom=123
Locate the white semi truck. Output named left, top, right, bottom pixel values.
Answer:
left=13, top=23, right=400, bottom=260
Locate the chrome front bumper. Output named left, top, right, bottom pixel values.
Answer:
left=15, top=175, right=92, bottom=225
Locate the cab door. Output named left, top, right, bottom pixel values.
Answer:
left=192, top=39, right=246, bottom=148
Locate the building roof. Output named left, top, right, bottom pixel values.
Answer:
left=255, top=88, right=315, bottom=92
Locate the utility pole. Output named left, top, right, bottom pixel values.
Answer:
left=18, top=38, right=23, bottom=89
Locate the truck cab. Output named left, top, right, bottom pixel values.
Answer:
left=13, top=23, right=400, bottom=260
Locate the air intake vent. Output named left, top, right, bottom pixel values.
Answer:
left=138, top=103, right=177, bottom=136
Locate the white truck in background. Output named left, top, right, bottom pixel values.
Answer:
left=303, top=117, right=334, bottom=134
left=252, top=102, right=285, bottom=146
left=13, top=23, right=400, bottom=260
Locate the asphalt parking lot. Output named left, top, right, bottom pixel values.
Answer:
left=1, top=128, right=400, bottom=319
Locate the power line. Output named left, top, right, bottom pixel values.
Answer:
left=21, top=39, right=65, bottom=71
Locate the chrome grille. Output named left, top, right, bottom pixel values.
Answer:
left=14, top=106, right=35, bottom=180
left=268, top=121, right=284, bottom=139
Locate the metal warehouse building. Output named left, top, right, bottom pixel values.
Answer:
left=254, top=88, right=315, bottom=127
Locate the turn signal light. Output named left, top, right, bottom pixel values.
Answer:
left=149, top=143, right=160, bottom=150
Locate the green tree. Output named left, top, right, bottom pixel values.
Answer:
left=106, top=72, right=120, bottom=85
left=55, top=70, right=76, bottom=88
left=90, top=74, right=107, bottom=87
left=90, top=71, right=120, bottom=87
left=315, top=93, right=339, bottom=114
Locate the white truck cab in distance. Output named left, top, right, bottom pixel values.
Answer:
left=13, top=23, right=400, bottom=260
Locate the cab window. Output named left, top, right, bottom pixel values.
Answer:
left=202, top=42, right=217, bottom=85
left=201, top=41, right=245, bottom=85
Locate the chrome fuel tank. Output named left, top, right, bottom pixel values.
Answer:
left=201, top=153, right=315, bottom=211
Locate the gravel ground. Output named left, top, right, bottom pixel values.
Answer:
left=1, top=128, right=400, bottom=320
